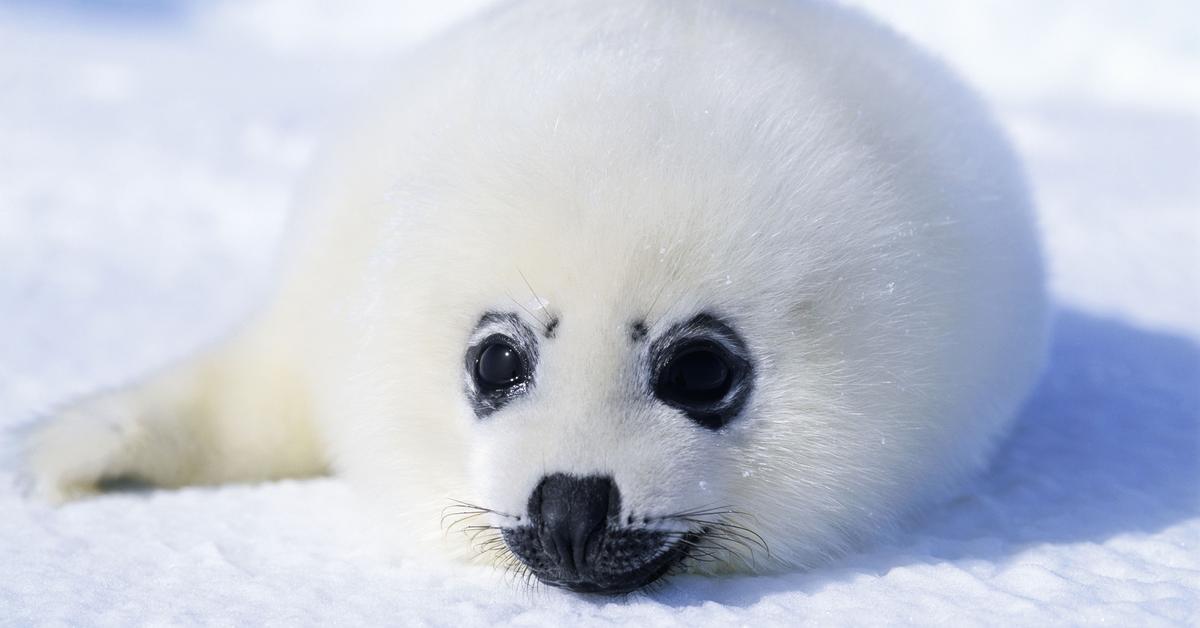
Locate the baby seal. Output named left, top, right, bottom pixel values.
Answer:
left=28, top=0, right=1048, bottom=594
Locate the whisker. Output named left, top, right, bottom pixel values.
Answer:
left=477, top=539, right=507, bottom=553
left=702, top=530, right=761, bottom=560
left=444, top=497, right=528, bottom=578
left=505, top=291, right=552, bottom=332
left=660, top=507, right=745, bottom=521
left=440, top=510, right=487, bottom=532
left=678, top=516, right=767, bottom=546
left=645, top=275, right=671, bottom=326
left=446, top=498, right=519, bottom=520
left=695, top=520, right=770, bottom=556
left=673, top=541, right=725, bottom=562
left=440, top=503, right=486, bottom=517
left=650, top=501, right=739, bottom=520
left=650, top=503, right=770, bottom=574
left=516, top=268, right=553, bottom=329
left=465, top=525, right=504, bottom=542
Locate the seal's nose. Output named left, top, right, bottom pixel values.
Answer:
left=528, top=474, right=618, bottom=576
left=505, top=473, right=687, bottom=593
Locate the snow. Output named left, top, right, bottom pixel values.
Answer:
left=1, top=1, right=1197, bottom=625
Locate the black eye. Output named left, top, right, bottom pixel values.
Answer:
left=654, top=342, right=746, bottom=427
left=475, top=340, right=527, bottom=390
left=658, top=345, right=733, bottom=405
left=649, top=316, right=754, bottom=431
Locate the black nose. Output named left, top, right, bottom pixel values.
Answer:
left=528, top=474, right=619, bottom=577
left=504, top=474, right=692, bottom=594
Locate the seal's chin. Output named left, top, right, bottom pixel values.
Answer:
left=501, top=527, right=702, bottom=595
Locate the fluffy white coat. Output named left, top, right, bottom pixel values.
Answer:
left=28, top=0, right=1049, bottom=575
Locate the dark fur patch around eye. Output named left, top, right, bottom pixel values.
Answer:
left=646, top=312, right=755, bottom=430
left=630, top=320, right=648, bottom=342
left=464, top=312, right=539, bottom=419
left=476, top=311, right=525, bottom=330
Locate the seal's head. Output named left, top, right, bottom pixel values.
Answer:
left=326, top=0, right=1048, bottom=594
left=462, top=307, right=759, bottom=593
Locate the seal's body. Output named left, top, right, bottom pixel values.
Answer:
left=29, top=0, right=1048, bottom=593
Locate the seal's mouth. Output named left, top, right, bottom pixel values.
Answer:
left=501, top=526, right=703, bottom=595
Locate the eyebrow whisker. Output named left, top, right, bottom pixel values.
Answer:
left=504, top=291, right=551, bottom=330
left=516, top=268, right=554, bottom=331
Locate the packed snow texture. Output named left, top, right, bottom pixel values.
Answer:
left=1, top=1, right=1197, bottom=625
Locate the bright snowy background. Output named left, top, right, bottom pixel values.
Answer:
left=1, top=0, right=1197, bottom=625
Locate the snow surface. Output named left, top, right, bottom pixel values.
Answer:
left=1, top=1, right=1197, bottom=625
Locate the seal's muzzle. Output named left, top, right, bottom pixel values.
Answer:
left=502, top=474, right=693, bottom=594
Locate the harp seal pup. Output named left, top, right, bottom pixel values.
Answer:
left=27, top=0, right=1049, bottom=594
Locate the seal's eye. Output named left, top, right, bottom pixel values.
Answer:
left=658, top=344, right=733, bottom=405
left=464, top=318, right=538, bottom=419
left=475, top=340, right=527, bottom=390
left=649, top=316, right=753, bottom=431
left=654, top=339, right=748, bottom=431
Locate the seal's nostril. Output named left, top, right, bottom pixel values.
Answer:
left=529, top=474, right=618, bottom=576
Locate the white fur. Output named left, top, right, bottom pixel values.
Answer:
left=28, top=0, right=1049, bottom=574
